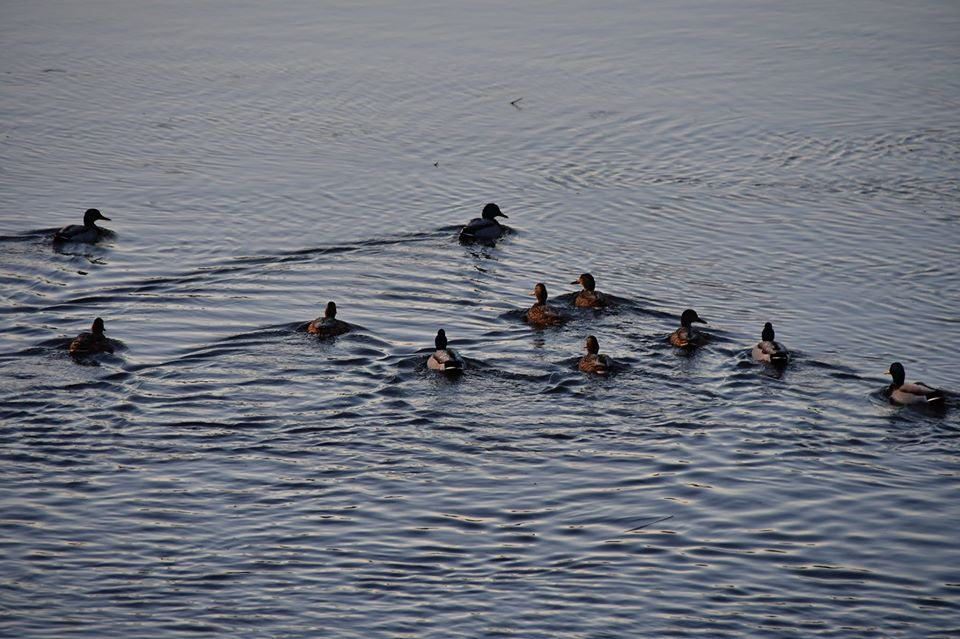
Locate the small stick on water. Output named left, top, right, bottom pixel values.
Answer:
left=510, top=97, right=523, bottom=109
left=433, top=161, right=439, bottom=167
left=623, top=515, right=674, bottom=533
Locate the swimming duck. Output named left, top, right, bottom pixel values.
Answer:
left=459, top=203, right=508, bottom=243
left=669, top=309, right=707, bottom=347
left=307, top=301, right=350, bottom=337
left=579, top=335, right=617, bottom=375
left=885, top=362, right=944, bottom=405
left=570, top=273, right=611, bottom=308
left=69, top=317, right=114, bottom=356
left=427, top=329, right=464, bottom=372
left=752, top=322, right=789, bottom=365
left=525, top=283, right=567, bottom=327
left=54, top=208, right=112, bottom=243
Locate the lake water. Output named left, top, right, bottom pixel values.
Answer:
left=1, top=0, right=959, bottom=636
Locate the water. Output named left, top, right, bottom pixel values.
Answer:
left=2, top=0, right=959, bottom=636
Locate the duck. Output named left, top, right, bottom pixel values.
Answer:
left=459, top=202, right=508, bottom=243
left=427, top=329, right=464, bottom=372
left=54, top=208, right=112, bottom=243
left=885, top=362, right=944, bottom=405
left=570, top=273, right=611, bottom=308
left=307, top=301, right=350, bottom=337
left=579, top=335, right=617, bottom=374
left=669, top=309, right=707, bottom=347
left=68, top=317, right=114, bottom=356
left=525, top=283, right=567, bottom=327
left=752, top=322, right=789, bottom=365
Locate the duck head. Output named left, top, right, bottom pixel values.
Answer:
left=92, top=317, right=106, bottom=335
left=585, top=335, right=600, bottom=355
left=532, top=283, right=549, bottom=305
left=481, top=203, right=508, bottom=220
left=83, top=208, right=110, bottom=227
left=571, top=273, right=596, bottom=292
left=885, top=362, right=906, bottom=386
left=680, top=309, right=706, bottom=328
left=324, top=301, right=338, bottom=319
left=435, top=329, right=448, bottom=350
left=761, top=322, right=775, bottom=342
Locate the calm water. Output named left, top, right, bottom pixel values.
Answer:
left=2, top=0, right=959, bottom=636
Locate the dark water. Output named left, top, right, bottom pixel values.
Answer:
left=2, top=1, right=959, bottom=637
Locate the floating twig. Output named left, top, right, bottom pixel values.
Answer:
left=623, top=515, right=674, bottom=533
left=510, top=97, right=524, bottom=109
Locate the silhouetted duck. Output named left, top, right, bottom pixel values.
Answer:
left=570, top=273, right=611, bottom=308
left=752, top=322, right=789, bottom=365
left=427, top=329, right=464, bottom=372
left=54, top=208, right=111, bottom=243
left=669, top=309, right=707, bottom=347
left=459, top=203, right=508, bottom=243
left=885, top=362, right=944, bottom=405
left=525, top=283, right=567, bottom=327
left=69, top=318, right=114, bottom=356
left=579, top=335, right=617, bottom=375
left=308, top=301, right=350, bottom=337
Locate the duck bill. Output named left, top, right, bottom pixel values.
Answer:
left=695, top=317, right=707, bottom=324
left=498, top=212, right=508, bottom=219
left=99, top=214, right=111, bottom=221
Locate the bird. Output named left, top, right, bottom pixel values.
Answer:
left=570, top=273, right=611, bottom=308
left=885, top=362, right=944, bottom=405
left=578, top=335, right=617, bottom=374
left=459, top=203, right=509, bottom=243
left=427, top=329, right=464, bottom=372
left=54, top=208, right=112, bottom=243
left=752, top=322, right=789, bottom=365
left=525, top=283, right=567, bottom=327
left=308, top=301, right=350, bottom=337
left=68, top=317, right=114, bottom=356
left=669, top=309, right=707, bottom=347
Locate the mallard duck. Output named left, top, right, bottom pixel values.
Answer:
left=459, top=203, right=508, bottom=243
left=68, top=317, right=114, bottom=356
left=752, top=322, right=789, bottom=365
left=570, top=273, right=611, bottom=308
left=885, top=362, right=944, bottom=405
left=669, top=309, right=707, bottom=347
left=427, top=329, right=464, bottom=372
left=54, top=208, right=112, bottom=243
left=308, top=301, right=350, bottom=337
left=579, top=335, right=617, bottom=374
left=525, top=283, right=567, bottom=327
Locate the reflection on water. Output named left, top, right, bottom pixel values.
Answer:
left=1, top=0, right=959, bottom=637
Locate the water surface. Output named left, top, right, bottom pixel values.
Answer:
left=1, top=1, right=959, bottom=637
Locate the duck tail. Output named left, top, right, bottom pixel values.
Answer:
left=770, top=351, right=789, bottom=365
left=926, top=389, right=945, bottom=403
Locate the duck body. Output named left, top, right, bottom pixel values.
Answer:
left=752, top=322, right=789, bottom=365
left=68, top=318, right=114, bottom=356
left=54, top=208, right=111, bottom=243
left=427, top=329, right=464, bottom=372
left=459, top=203, right=508, bottom=244
left=669, top=309, right=707, bottom=348
left=886, top=362, right=944, bottom=405
left=578, top=336, right=616, bottom=374
left=525, top=283, right=567, bottom=327
left=571, top=273, right=611, bottom=309
left=308, top=301, right=350, bottom=337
